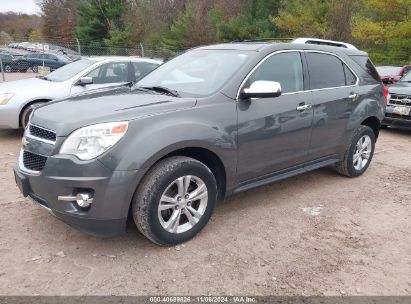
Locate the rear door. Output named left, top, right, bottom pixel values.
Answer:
left=305, top=51, right=359, bottom=161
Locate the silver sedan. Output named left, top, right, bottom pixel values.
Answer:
left=0, top=56, right=162, bottom=129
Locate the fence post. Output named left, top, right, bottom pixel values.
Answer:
left=140, top=43, right=144, bottom=57
left=0, top=56, right=4, bottom=82
left=76, top=38, right=81, bottom=56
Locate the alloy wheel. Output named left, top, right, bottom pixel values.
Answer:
left=353, top=135, right=372, bottom=170
left=158, top=175, right=208, bottom=234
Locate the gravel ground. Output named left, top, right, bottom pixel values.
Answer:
left=0, top=74, right=410, bottom=296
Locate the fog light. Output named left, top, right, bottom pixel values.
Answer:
left=58, top=192, right=94, bottom=208
left=76, top=193, right=93, bottom=208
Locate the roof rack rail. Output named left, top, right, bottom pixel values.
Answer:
left=231, top=38, right=293, bottom=43
left=292, top=38, right=357, bottom=50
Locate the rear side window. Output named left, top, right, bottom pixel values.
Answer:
left=350, top=55, right=380, bottom=82
left=248, top=52, right=304, bottom=93
left=344, top=65, right=357, bottom=85
left=306, top=52, right=347, bottom=89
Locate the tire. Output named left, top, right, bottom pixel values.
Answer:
left=4, top=65, right=12, bottom=73
left=380, top=125, right=388, bottom=129
left=132, top=156, right=218, bottom=245
left=20, top=102, right=46, bottom=129
left=32, top=65, right=38, bottom=73
left=334, top=125, right=376, bottom=177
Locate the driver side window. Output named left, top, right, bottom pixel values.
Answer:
left=86, top=62, right=129, bottom=84
left=247, top=52, right=304, bottom=93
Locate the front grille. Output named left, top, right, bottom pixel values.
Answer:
left=23, top=151, right=48, bottom=171
left=29, top=124, right=57, bottom=142
left=389, top=94, right=411, bottom=107
left=385, top=113, right=411, bottom=121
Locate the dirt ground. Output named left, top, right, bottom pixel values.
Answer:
left=0, top=74, right=410, bottom=296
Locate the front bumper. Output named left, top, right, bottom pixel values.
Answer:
left=382, top=105, right=411, bottom=128
left=14, top=149, right=141, bottom=237
left=0, top=103, right=21, bottom=129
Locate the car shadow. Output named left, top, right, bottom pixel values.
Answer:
left=382, top=127, right=411, bottom=135
left=0, top=129, right=24, bottom=139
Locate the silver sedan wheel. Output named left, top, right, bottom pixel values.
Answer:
left=353, top=135, right=372, bottom=171
left=158, top=175, right=208, bottom=234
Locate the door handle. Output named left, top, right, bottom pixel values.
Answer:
left=348, top=93, right=358, bottom=100
left=296, top=104, right=312, bottom=111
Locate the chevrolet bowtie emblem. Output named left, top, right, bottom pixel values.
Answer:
left=22, top=137, right=29, bottom=149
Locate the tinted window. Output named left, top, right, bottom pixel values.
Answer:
left=86, top=62, right=129, bottom=84
left=248, top=52, right=304, bottom=93
left=306, top=53, right=346, bottom=89
left=133, top=62, right=159, bottom=81
left=350, top=55, right=380, bottom=82
left=344, top=64, right=357, bottom=85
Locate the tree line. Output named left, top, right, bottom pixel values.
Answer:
left=1, top=0, right=410, bottom=64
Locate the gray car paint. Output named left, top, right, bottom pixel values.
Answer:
left=16, top=42, right=385, bottom=237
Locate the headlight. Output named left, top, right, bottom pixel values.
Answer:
left=0, top=93, right=14, bottom=105
left=59, top=121, right=129, bottom=160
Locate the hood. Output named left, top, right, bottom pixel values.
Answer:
left=31, top=87, right=197, bottom=136
left=388, top=82, right=411, bottom=95
left=0, top=77, right=56, bottom=92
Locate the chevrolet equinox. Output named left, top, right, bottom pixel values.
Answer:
left=14, top=42, right=385, bottom=245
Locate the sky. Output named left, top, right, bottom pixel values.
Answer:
left=0, top=0, right=40, bottom=15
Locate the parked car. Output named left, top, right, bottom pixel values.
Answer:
left=0, top=54, right=29, bottom=73
left=382, top=71, right=411, bottom=128
left=24, top=53, right=72, bottom=73
left=0, top=56, right=162, bottom=129
left=376, top=65, right=411, bottom=85
left=13, top=41, right=385, bottom=245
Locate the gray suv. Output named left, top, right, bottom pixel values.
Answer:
left=14, top=42, right=385, bottom=245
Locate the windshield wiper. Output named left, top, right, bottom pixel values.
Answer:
left=141, top=86, right=180, bottom=97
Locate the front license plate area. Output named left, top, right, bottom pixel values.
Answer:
left=393, top=106, right=411, bottom=116
left=14, top=169, right=30, bottom=197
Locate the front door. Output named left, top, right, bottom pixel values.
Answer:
left=70, top=61, right=130, bottom=95
left=236, top=51, right=314, bottom=183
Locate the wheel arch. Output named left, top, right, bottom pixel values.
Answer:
left=19, top=99, right=52, bottom=127
left=360, top=116, right=381, bottom=139
left=125, top=146, right=228, bottom=221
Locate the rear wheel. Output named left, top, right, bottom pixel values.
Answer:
left=132, top=156, right=218, bottom=245
left=335, top=125, right=376, bottom=177
left=32, top=65, right=38, bottom=73
left=4, top=65, right=11, bottom=73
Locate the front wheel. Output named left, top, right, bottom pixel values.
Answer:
left=4, top=65, right=12, bottom=73
left=32, top=65, right=38, bottom=73
left=334, top=125, right=376, bottom=177
left=20, top=102, right=46, bottom=129
left=132, top=156, right=218, bottom=245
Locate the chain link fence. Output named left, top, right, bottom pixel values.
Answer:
left=0, top=36, right=186, bottom=81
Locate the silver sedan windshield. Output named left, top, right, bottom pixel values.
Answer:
left=46, top=59, right=96, bottom=82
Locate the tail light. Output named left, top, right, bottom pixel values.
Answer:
left=383, top=85, right=389, bottom=105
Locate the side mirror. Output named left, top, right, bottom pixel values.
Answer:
left=76, top=77, right=93, bottom=86
left=240, top=80, right=282, bottom=99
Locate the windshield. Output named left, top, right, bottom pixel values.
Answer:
left=138, top=50, right=250, bottom=97
left=376, top=66, right=402, bottom=77
left=46, top=59, right=96, bottom=82
left=401, top=71, right=411, bottom=82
